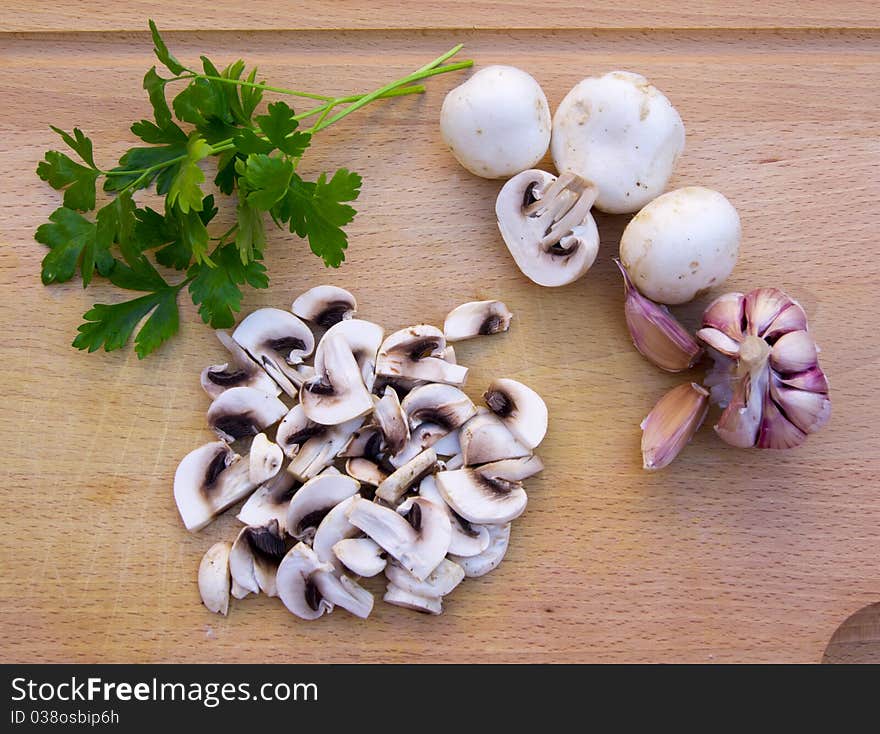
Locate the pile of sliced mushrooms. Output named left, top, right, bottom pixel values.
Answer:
left=176, top=287, right=549, bottom=618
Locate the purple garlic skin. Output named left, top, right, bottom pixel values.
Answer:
left=696, top=287, right=830, bottom=449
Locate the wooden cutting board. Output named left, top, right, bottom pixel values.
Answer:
left=2, top=1, right=878, bottom=663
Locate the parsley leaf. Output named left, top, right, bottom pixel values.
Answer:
left=135, top=199, right=216, bottom=270
left=35, top=207, right=113, bottom=285
left=238, top=154, right=293, bottom=210
left=256, top=101, right=311, bottom=157
left=278, top=168, right=362, bottom=267
left=36, top=150, right=99, bottom=211
left=167, top=133, right=212, bottom=214
left=103, top=143, right=186, bottom=194
left=188, top=242, right=268, bottom=328
left=49, top=126, right=97, bottom=168
left=149, top=20, right=187, bottom=76
left=235, top=194, right=266, bottom=263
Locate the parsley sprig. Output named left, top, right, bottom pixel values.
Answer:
left=36, top=21, right=471, bottom=358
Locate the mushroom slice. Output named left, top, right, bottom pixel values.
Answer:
left=232, top=308, right=316, bottom=396
left=346, top=496, right=452, bottom=580
left=237, top=466, right=299, bottom=532
left=443, top=453, right=464, bottom=470
left=339, top=425, right=385, bottom=460
left=449, top=523, right=512, bottom=578
left=199, top=541, right=232, bottom=615
left=375, top=448, right=438, bottom=505
left=275, top=404, right=322, bottom=460
left=286, top=473, right=360, bottom=541
left=174, top=442, right=258, bottom=532
left=434, top=458, right=537, bottom=525
left=433, top=427, right=462, bottom=457
left=315, top=319, right=384, bottom=391
left=301, top=333, right=373, bottom=425
left=479, top=454, right=544, bottom=481
left=312, top=495, right=360, bottom=573
left=373, top=386, right=410, bottom=454
left=401, top=383, right=477, bottom=432
left=375, top=325, right=468, bottom=386
left=201, top=330, right=281, bottom=399
left=383, top=585, right=442, bottom=615
left=372, top=374, right=425, bottom=399
left=315, top=573, right=374, bottom=619
left=483, top=378, right=548, bottom=449
left=390, top=422, right=450, bottom=468
left=287, top=415, right=365, bottom=481
left=385, top=556, right=465, bottom=598
left=291, top=285, right=357, bottom=328
left=496, top=169, right=600, bottom=287
left=419, top=474, right=490, bottom=557
left=207, top=386, right=288, bottom=443
left=229, top=520, right=286, bottom=598
left=345, top=458, right=388, bottom=487
left=460, top=409, right=531, bottom=466
left=276, top=542, right=335, bottom=620
left=333, top=538, right=387, bottom=577
left=443, top=301, right=513, bottom=342
left=248, top=433, right=283, bottom=485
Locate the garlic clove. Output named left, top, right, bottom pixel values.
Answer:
left=756, top=389, right=806, bottom=449
left=714, top=367, right=768, bottom=448
left=701, top=292, right=745, bottom=341
left=640, top=382, right=709, bottom=470
left=779, top=366, right=829, bottom=394
left=745, top=287, right=794, bottom=336
left=615, top=259, right=702, bottom=372
left=770, top=378, right=832, bottom=434
left=770, top=330, right=818, bottom=373
left=695, top=327, right=741, bottom=358
left=762, top=302, right=808, bottom=341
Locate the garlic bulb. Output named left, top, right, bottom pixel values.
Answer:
left=696, top=288, right=830, bottom=449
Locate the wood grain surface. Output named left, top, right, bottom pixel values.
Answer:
left=1, top=3, right=878, bottom=663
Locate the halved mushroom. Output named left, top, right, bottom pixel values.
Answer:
left=301, top=333, right=374, bottom=425
left=287, top=415, right=365, bottom=480
left=418, top=474, right=489, bottom=557
left=201, top=330, right=280, bottom=399
left=174, top=442, right=258, bottom=531
left=237, top=466, right=299, bottom=532
left=401, top=383, right=477, bottom=432
left=198, top=541, right=232, bottom=615
left=276, top=542, right=374, bottom=620
left=443, top=301, right=513, bottom=342
left=315, top=319, right=384, bottom=391
left=373, top=386, right=410, bottom=454
left=286, top=472, right=360, bottom=541
left=228, top=520, right=286, bottom=598
left=333, top=538, right=387, bottom=577
left=385, top=557, right=465, bottom=598
left=375, top=325, right=468, bottom=386
left=449, top=523, right=512, bottom=577
left=460, top=409, right=530, bottom=465
left=483, top=378, right=548, bottom=449
left=206, top=386, right=288, bottom=443
left=383, top=584, right=442, bottom=615
left=375, top=447, right=438, bottom=505
left=232, top=308, right=315, bottom=396
left=496, top=169, right=599, bottom=287
left=275, top=404, right=322, bottom=460
left=248, top=433, right=283, bottom=485
left=434, top=456, right=543, bottom=524
left=291, top=285, right=357, bottom=328
left=389, top=422, right=450, bottom=468
left=345, top=458, right=388, bottom=487
left=346, top=496, right=452, bottom=580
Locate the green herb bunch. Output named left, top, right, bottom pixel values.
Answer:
left=36, top=21, right=471, bottom=358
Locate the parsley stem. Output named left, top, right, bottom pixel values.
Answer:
left=195, top=75, right=336, bottom=102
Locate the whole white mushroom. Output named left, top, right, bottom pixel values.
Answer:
left=551, top=71, right=685, bottom=214
left=440, top=65, right=551, bottom=179
left=619, top=187, right=741, bottom=305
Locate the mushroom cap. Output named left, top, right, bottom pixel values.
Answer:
left=291, top=285, right=357, bottom=328
left=315, top=319, right=384, bottom=391
left=551, top=70, right=685, bottom=214
left=287, top=415, right=365, bottom=480
left=375, top=447, right=438, bottom=505
left=276, top=542, right=336, bottom=620
left=201, top=330, right=281, bottom=399
left=174, top=442, right=257, bottom=532
left=286, top=472, right=361, bottom=540
left=460, top=409, right=531, bottom=466
left=619, top=186, right=741, bottom=305
left=373, top=386, right=410, bottom=455
left=376, top=325, right=468, bottom=386
left=312, top=495, right=361, bottom=573
left=495, top=169, right=599, bottom=287
left=434, top=464, right=530, bottom=525
left=449, top=522, right=512, bottom=577
left=401, top=383, right=477, bottom=432
left=418, top=474, right=490, bottom=557
left=333, top=537, right=387, bottom=577
left=301, top=333, right=374, bottom=426
left=206, top=386, right=288, bottom=443
left=198, top=541, right=231, bottom=615
left=248, top=433, right=283, bottom=485
left=229, top=521, right=286, bottom=598
left=346, top=496, right=452, bottom=580
left=483, top=377, right=548, bottom=449
left=236, top=467, right=299, bottom=532
left=440, top=65, right=551, bottom=179
left=275, top=404, right=322, bottom=460
left=232, top=308, right=315, bottom=396
left=443, top=300, right=513, bottom=342
left=385, top=556, right=465, bottom=598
